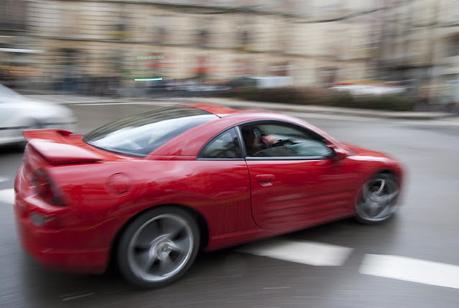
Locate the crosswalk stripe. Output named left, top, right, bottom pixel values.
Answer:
left=360, top=254, right=459, bottom=289
left=0, top=189, right=15, bottom=204
left=238, top=239, right=353, bottom=266
left=0, top=176, right=8, bottom=183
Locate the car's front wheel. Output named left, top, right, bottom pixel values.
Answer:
left=117, top=207, right=200, bottom=288
left=355, top=173, right=400, bottom=224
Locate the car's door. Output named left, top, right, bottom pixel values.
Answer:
left=239, top=121, right=356, bottom=231
left=197, top=127, right=253, bottom=236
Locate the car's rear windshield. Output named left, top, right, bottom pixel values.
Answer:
left=84, top=106, right=217, bottom=156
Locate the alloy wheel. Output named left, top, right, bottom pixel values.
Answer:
left=127, top=213, right=194, bottom=283
left=356, top=174, right=399, bottom=223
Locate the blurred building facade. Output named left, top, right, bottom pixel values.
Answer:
left=367, top=0, right=459, bottom=103
left=1, top=0, right=377, bottom=90
left=0, top=0, right=38, bottom=89
left=1, top=0, right=459, bottom=102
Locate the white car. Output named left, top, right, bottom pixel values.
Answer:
left=0, top=84, right=76, bottom=145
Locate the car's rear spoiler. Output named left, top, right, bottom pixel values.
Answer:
left=23, top=129, right=73, bottom=142
left=24, top=130, right=102, bottom=165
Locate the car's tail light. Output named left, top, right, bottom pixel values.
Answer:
left=31, top=169, right=64, bottom=206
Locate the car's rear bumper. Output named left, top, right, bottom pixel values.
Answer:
left=14, top=172, right=110, bottom=273
left=15, top=197, right=109, bottom=273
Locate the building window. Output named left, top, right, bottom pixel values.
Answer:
left=60, top=8, right=81, bottom=38
left=238, top=30, right=250, bottom=50
left=197, top=29, right=210, bottom=48
left=111, top=6, right=130, bottom=41
left=448, top=35, right=459, bottom=57
left=154, top=27, right=168, bottom=44
left=152, top=15, right=171, bottom=44
left=0, top=0, right=27, bottom=32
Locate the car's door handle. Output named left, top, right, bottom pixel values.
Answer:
left=255, top=174, right=275, bottom=187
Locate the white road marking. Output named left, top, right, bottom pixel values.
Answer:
left=0, top=176, right=8, bottom=183
left=262, top=286, right=291, bottom=290
left=238, top=239, right=352, bottom=266
left=0, top=189, right=15, bottom=204
left=61, top=292, right=95, bottom=302
left=360, top=254, right=459, bottom=289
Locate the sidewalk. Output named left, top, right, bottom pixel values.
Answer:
left=27, top=94, right=456, bottom=120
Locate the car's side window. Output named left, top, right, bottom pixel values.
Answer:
left=200, top=128, right=242, bottom=159
left=240, top=122, right=332, bottom=158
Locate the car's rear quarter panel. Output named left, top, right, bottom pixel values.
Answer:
left=51, top=158, right=254, bottom=252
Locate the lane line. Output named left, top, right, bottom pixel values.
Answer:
left=360, top=254, right=459, bottom=289
left=0, top=176, right=8, bottom=183
left=238, top=239, right=352, bottom=266
left=288, top=112, right=380, bottom=123
left=61, top=292, right=95, bottom=302
left=0, top=189, right=15, bottom=204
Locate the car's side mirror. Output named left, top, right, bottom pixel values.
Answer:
left=328, top=145, right=348, bottom=161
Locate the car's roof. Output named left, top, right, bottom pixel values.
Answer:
left=188, top=102, right=293, bottom=120
left=147, top=103, right=340, bottom=159
left=188, top=102, right=306, bottom=125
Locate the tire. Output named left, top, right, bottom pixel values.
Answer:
left=355, top=173, right=400, bottom=224
left=117, top=207, right=200, bottom=288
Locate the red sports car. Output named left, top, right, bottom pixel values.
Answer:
left=14, top=104, right=403, bottom=287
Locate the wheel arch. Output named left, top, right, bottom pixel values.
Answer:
left=109, top=203, right=209, bottom=268
left=375, top=167, right=403, bottom=185
left=377, top=168, right=397, bottom=177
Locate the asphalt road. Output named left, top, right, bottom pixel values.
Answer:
left=1, top=103, right=459, bottom=308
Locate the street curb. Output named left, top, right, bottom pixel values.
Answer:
left=26, top=95, right=456, bottom=120
left=183, top=97, right=455, bottom=121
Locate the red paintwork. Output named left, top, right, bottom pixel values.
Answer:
left=14, top=105, right=403, bottom=273
left=27, top=139, right=103, bottom=165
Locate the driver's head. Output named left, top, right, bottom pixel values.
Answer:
left=241, top=126, right=255, bottom=145
left=241, top=126, right=260, bottom=155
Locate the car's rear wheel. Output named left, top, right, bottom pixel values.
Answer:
left=117, top=207, right=200, bottom=288
left=355, top=173, right=400, bottom=224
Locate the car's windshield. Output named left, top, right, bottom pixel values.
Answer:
left=84, top=106, right=217, bottom=156
left=0, top=84, right=23, bottom=103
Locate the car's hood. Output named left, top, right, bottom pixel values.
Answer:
left=343, top=143, right=391, bottom=159
left=342, top=143, right=403, bottom=179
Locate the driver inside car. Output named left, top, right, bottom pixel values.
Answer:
left=241, top=126, right=261, bottom=156
left=241, top=126, right=290, bottom=156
